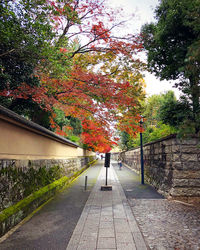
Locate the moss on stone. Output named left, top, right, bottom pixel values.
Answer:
left=0, top=163, right=63, bottom=211
left=0, top=176, right=68, bottom=223
left=0, top=159, right=97, bottom=224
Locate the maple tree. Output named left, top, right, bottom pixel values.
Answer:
left=0, top=0, right=146, bottom=152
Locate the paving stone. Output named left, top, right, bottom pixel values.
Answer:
left=101, top=211, right=113, bottom=216
left=115, top=232, right=134, bottom=243
left=67, top=163, right=147, bottom=250
left=114, top=218, right=130, bottom=233
left=77, top=235, right=97, bottom=250
left=116, top=242, right=137, bottom=250
left=97, top=237, right=116, bottom=249
left=99, top=228, right=115, bottom=237
left=100, top=215, right=113, bottom=222
left=99, top=221, right=114, bottom=229
left=81, top=230, right=98, bottom=237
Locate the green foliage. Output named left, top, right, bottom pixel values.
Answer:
left=143, top=93, right=166, bottom=127
left=67, top=135, right=80, bottom=143
left=119, top=91, right=178, bottom=150
left=141, top=0, right=200, bottom=132
left=0, top=1, right=73, bottom=125
left=141, top=0, right=199, bottom=81
left=68, top=117, right=82, bottom=136
left=1, top=97, right=52, bottom=128
left=53, top=108, right=69, bottom=130
left=120, top=131, right=130, bottom=150
left=53, top=108, right=82, bottom=142
left=0, top=0, right=54, bottom=90
left=0, top=0, right=54, bottom=124
left=159, top=94, right=192, bottom=127
left=131, top=122, right=177, bottom=148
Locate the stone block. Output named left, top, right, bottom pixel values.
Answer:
left=180, top=145, right=200, bottom=154
left=170, top=187, right=200, bottom=196
left=166, top=154, right=172, bottom=162
left=172, top=178, right=189, bottom=187
left=171, top=145, right=180, bottom=153
left=163, top=138, right=174, bottom=146
left=172, top=162, right=182, bottom=170
left=165, top=162, right=173, bottom=169
left=165, top=145, right=172, bottom=153
left=182, top=161, right=200, bottom=170
left=187, top=179, right=200, bottom=187
left=154, top=148, right=160, bottom=154
left=173, top=170, right=200, bottom=179
left=181, top=154, right=198, bottom=162
left=175, top=138, right=199, bottom=145
left=172, top=153, right=181, bottom=162
left=97, top=237, right=116, bottom=249
left=144, top=145, right=150, bottom=151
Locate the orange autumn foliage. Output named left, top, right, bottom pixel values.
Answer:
left=0, top=0, right=146, bottom=152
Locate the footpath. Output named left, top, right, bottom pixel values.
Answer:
left=67, top=161, right=200, bottom=250
left=67, top=161, right=148, bottom=250
left=1, top=160, right=199, bottom=250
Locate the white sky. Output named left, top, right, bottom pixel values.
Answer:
left=106, top=0, right=181, bottom=99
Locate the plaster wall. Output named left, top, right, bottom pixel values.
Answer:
left=0, top=115, right=93, bottom=160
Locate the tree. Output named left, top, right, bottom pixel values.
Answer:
left=142, top=94, right=164, bottom=127
left=119, top=91, right=178, bottom=149
left=0, top=0, right=145, bottom=152
left=159, top=92, right=192, bottom=128
left=141, top=0, right=200, bottom=133
left=0, top=0, right=59, bottom=126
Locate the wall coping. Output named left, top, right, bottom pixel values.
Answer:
left=142, top=133, right=177, bottom=146
left=112, top=134, right=199, bottom=154
left=137, top=133, right=199, bottom=148
left=0, top=105, right=78, bottom=148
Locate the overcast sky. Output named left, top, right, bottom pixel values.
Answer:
left=106, top=0, right=181, bottom=98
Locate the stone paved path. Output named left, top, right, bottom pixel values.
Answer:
left=66, top=162, right=148, bottom=250
left=112, top=162, right=200, bottom=250
left=129, top=199, right=200, bottom=250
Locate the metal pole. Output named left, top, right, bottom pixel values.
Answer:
left=105, top=167, right=108, bottom=186
left=140, top=131, right=144, bottom=184
left=85, top=176, right=88, bottom=190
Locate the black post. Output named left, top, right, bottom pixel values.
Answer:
left=101, top=152, right=112, bottom=191
left=140, top=130, right=144, bottom=185
left=104, top=152, right=110, bottom=186
left=85, top=176, right=88, bottom=190
left=105, top=167, right=108, bottom=186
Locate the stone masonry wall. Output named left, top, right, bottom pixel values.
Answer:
left=0, top=156, right=94, bottom=211
left=112, top=135, right=200, bottom=204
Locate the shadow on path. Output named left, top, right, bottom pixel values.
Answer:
left=112, top=162, right=164, bottom=200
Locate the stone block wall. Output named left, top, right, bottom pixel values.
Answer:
left=112, top=135, right=200, bottom=204
left=0, top=156, right=95, bottom=211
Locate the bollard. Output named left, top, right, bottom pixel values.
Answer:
left=85, top=176, right=88, bottom=190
